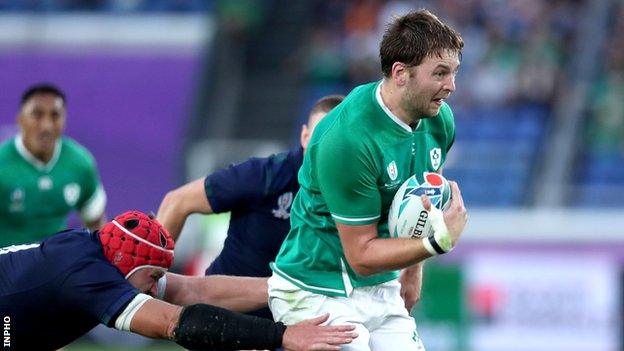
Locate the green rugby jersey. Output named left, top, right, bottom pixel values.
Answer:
left=271, top=81, right=455, bottom=297
left=0, top=135, right=106, bottom=246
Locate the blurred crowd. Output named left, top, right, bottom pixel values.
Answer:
left=587, top=0, right=624, bottom=154
left=302, top=0, right=580, bottom=111
left=1, top=0, right=621, bottom=205
left=299, top=0, right=624, bottom=205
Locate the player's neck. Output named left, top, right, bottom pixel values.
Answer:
left=33, top=150, right=54, bottom=163
left=22, top=139, right=55, bottom=164
left=379, top=80, right=415, bottom=127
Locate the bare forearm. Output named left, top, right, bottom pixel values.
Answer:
left=156, top=205, right=186, bottom=241
left=194, top=275, right=268, bottom=312
left=165, top=273, right=268, bottom=312
left=354, top=237, right=431, bottom=276
left=157, top=178, right=213, bottom=241
left=399, top=261, right=424, bottom=311
left=401, top=261, right=424, bottom=280
left=338, top=223, right=432, bottom=276
left=130, top=299, right=182, bottom=339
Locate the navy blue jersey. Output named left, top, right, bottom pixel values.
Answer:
left=205, top=147, right=303, bottom=278
left=0, top=229, right=138, bottom=350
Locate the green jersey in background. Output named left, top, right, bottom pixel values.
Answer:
left=0, top=135, right=106, bottom=246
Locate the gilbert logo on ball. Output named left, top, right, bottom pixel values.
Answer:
left=388, top=173, right=451, bottom=239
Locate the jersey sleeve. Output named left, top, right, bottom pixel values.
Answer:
left=77, top=151, right=107, bottom=222
left=59, top=256, right=138, bottom=327
left=204, top=158, right=267, bottom=213
left=315, top=132, right=380, bottom=225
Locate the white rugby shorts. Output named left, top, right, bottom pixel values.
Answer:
left=268, top=273, right=426, bottom=351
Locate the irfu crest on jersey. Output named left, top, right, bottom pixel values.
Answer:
left=63, top=183, right=81, bottom=207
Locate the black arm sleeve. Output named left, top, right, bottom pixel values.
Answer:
left=173, top=304, right=286, bottom=351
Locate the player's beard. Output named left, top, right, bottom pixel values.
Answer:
left=400, top=89, right=434, bottom=123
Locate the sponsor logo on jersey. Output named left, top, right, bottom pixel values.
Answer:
left=272, top=192, right=293, bottom=219
left=63, top=183, right=81, bottom=207
left=430, top=148, right=441, bottom=170
left=387, top=161, right=398, bottom=181
left=38, top=176, right=52, bottom=191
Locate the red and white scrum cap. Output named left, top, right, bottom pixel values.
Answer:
left=99, top=210, right=175, bottom=278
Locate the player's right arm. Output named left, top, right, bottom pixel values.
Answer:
left=158, top=157, right=269, bottom=241
left=157, top=178, right=213, bottom=241
left=163, top=272, right=269, bottom=312
left=317, top=131, right=466, bottom=276
left=337, top=223, right=431, bottom=275
left=337, top=182, right=467, bottom=276
left=126, top=297, right=357, bottom=351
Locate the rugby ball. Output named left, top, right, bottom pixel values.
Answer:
left=388, top=172, right=452, bottom=239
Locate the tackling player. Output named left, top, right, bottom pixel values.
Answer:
left=157, top=95, right=344, bottom=320
left=0, top=84, right=107, bottom=246
left=0, top=211, right=356, bottom=350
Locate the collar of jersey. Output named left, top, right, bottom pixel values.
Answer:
left=375, top=81, right=421, bottom=133
left=14, top=134, right=62, bottom=172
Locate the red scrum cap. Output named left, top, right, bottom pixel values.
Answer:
left=99, top=211, right=175, bottom=278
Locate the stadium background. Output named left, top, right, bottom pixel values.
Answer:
left=0, top=0, right=623, bottom=350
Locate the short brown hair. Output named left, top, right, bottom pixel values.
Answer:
left=379, top=9, right=464, bottom=77
left=309, top=94, right=345, bottom=118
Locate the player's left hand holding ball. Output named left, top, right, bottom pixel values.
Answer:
left=421, top=180, right=467, bottom=254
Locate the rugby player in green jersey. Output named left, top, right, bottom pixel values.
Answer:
left=269, top=10, right=468, bottom=351
left=0, top=84, right=106, bottom=246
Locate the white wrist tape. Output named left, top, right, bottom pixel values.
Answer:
left=421, top=207, right=452, bottom=256
left=114, top=293, right=152, bottom=331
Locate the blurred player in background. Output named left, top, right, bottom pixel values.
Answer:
left=0, top=210, right=356, bottom=350
left=0, top=83, right=106, bottom=246
left=157, top=94, right=345, bottom=321
left=269, top=10, right=468, bottom=351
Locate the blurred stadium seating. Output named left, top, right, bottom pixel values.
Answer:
left=4, top=0, right=614, bottom=208
left=574, top=0, right=624, bottom=207
left=292, top=0, right=586, bottom=207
